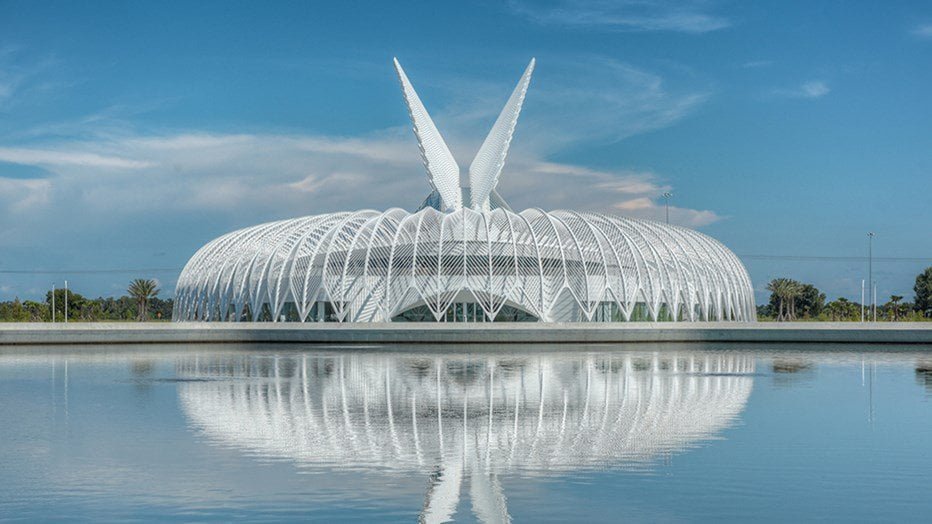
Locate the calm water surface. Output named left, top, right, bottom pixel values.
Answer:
left=1, top=344, right=930, bottom=522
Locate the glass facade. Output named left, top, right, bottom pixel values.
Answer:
left=393, top=303, right=538, bottom=322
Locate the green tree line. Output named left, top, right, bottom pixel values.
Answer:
left=759, top=266, right=932, bottom=321
left=2, top=269, right=932, bottom=323
left=0, top=279, right=170, bottom=322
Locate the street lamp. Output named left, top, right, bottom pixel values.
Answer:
left=867, top=232, right=874, bottom=322
left=662, top=192, right=672, bottom=224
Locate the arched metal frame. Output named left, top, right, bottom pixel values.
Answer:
left=174, top=58, right=756, bottom=323
left=178, top=351, right=754, bottom=520
left=178, top=351, right=754, bottom=475
left=174, top=207, right=756, bottom=322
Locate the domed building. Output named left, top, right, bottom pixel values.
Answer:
left=174, top=59, right=755, bottom=323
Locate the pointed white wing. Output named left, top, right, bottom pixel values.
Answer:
left=468, top=58, right=534, bottom=211
left=394, top=58, right=462, bottom=211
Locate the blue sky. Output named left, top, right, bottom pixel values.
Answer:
left=0, top=0, right=930, bottom=304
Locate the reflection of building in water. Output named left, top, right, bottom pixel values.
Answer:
left=178, top=352, right=753, bottom=522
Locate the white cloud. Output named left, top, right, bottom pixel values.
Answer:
left=0, top=147, right=153, bottom=169
left=497, top=160, right=721, bottom=227
left=612, top=195, right=720, bottom=226
left=0, top=127, right=722, bottom=236
left=0, top=130, right=424, bottom=222
left=0, top=47, right=60, bottom=109
left=912, top=24, right=932, bottom=38
left=741, top=60, right=772, bottom=69
left=430, top=56, right=710, bottom=150
left=0, top=177, right=51, bottom=212
left=771, top=80, right=830, bottom=99
left=800, top=81, right=830, bottom=98
left=535, top=58, right=710, bottom=145
left=0, top=52, right=725, bottom=300
left=507, top=0, right=730, bottom=33
left=0, top=53, right=720, bottom=243
left=615, top=197, right=654, bottom=211
left=0, top=81, right=13, bottom=102
left=0, top=72, right=24, bottom=106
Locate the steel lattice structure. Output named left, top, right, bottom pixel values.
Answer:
left=174, top=58, right=755, bottom=323
left=178, top=352, right=753, bottom=520
left=180, top=352, right=754, bottom=471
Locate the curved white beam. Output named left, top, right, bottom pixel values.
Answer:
left=468, top=58, right=535, bottom=211
left=174, top=208, right=757, bottom=323
left=393, top=58, right=462, bottom=211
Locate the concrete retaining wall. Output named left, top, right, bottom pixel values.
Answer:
left=2, top=322, right=932, bottom=345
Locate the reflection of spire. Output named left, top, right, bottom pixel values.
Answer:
left=420, top=459, right=463, bottom=524
left=420, top=364, right=511, bottom=524
left=469, top=448, right=510, bottom=524
left=178, top=352, right=754, bottom=522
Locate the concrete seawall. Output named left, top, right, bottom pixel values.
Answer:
left=2, top=322, right=932, bottom=346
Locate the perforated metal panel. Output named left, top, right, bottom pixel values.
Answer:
left=469, top=59, right=535, bottom=211
left=394, top=58, right=462, bottom=211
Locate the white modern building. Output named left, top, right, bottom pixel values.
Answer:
left=174, top=59, right=755, bottom=323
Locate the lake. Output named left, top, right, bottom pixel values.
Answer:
left=1, top=344, right=930, bottom=522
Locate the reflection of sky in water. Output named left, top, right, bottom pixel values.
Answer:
left=0, top=346, right=930, bottom=521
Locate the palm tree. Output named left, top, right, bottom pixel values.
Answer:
left=887, top=295, right=904, bottom=321
left=767, top=278, right=788, bottom=321
left=837, top=298, right=846, bottom=321
left=128, top=279, right=159, bottom=321
left=827, top=297, right=854, bottom=321
left=766, top=279, right=785, bottom=320
left=785, top=280, right=803, bottom=321
left=767, top=278, right=804, bottom=321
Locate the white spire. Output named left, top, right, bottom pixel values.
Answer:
left=468, top=58, right=535, bottom=211
left=393, top=57, right=463, bottom=211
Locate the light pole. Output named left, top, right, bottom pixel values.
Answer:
left=64, top=279, right=68, bottom=324
left=860, top=279, right=865, bottom=322
left=52, top=284, right=56, bottom=322
left=662, top=192, right=672, bottom=224
left=867, top=232, right=874, bottom=322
